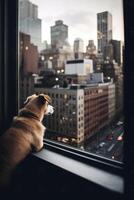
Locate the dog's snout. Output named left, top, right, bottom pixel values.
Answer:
left=46, top=105, right=54, bottom=115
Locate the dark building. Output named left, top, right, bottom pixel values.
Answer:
left=103, top=43, right=114, bottom=62
left=97, top=11, right=113, bottom=54
left=20, top=32, right=39, bottom=75
left=19, top=32, right=38, bottom=107
left=110, top=40, right=123, bottom=65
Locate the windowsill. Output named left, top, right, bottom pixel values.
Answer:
left=33, top=140, right=124, bottom=194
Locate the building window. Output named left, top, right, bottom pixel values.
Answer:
left=19, top=0, right=124, bottom=163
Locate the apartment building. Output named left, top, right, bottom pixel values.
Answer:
left=35, top=83, right=115, bottom=145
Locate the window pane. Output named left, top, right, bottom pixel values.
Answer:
left=19, top=0, right=124, bottom=162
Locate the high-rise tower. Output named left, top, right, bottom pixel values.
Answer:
left=97, top=11, right=112, bottom=54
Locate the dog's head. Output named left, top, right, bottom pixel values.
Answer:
left=23, top=94, right=54, bottom=121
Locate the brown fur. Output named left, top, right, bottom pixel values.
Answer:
left=0, top=94, right=51, bottom=187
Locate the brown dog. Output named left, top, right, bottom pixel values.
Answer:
left=0, top=94, right=54, bottom=187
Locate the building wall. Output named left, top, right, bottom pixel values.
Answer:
left=108, top=83, right=116, bottom=121
left=84, top=85, right=109, bottom=140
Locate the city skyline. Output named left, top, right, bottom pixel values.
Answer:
left=30, top=0, right=124, bottom=50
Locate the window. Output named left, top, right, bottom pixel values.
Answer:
left=18, top=0, right=124, bottom=164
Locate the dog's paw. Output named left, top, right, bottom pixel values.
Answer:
left=33, top=140, right=44, bottom=152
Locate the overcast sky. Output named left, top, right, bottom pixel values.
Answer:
left=30, top=0, right=124, bottom=50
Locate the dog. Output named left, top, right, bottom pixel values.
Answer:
left=0, top=94, right=54, bottom=187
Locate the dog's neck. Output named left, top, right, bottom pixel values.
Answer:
left=19, top=109, right=41, bottom=122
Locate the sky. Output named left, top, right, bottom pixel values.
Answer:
left=30, top=0, right=124, bottom=50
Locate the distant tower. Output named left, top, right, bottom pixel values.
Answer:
left=97, top=11, right=112, bottom=54
left=51, top=20, right=68, bottom=49
left=86, top=40, right=96, bottom=55
left=19, top=0, right=42, bottom=51
left=73, top=38, right=84, bottom=59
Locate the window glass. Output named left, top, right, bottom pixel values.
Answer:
left=19, top=0, right=124, bottom=162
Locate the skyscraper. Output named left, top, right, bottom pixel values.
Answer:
left=73, top=38, right=84, bottom=59
left=51, top=20, right=68, bottom=49
left=19, top=0, right=42, bottom=51
left=97, top=11, right=113, bottom=54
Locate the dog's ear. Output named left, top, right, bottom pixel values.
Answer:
left=44, top=95, right=52, bottom=104
left=38, top=94, right=46, bottom=104
left=24, top=94, right=37, bottom=105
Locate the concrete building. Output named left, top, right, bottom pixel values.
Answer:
left=51, top=20, right=68, bottom=49
left=65, top=59, right=93, bottom=75
left=35, top=82, right=115, bottom=145
left=19, top=0, right=42, bottom=51
left=97, top=11, right=113, bottom=54
left=73, top=38, right=84, bottom=59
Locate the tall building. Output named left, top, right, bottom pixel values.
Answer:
left=73, top=38, right=84, bottom=59
left=51, top=20, right=68, bottom=49
left=19, top=0, right=42, bottom=51
left=97, top=11, right=113, bottom=54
